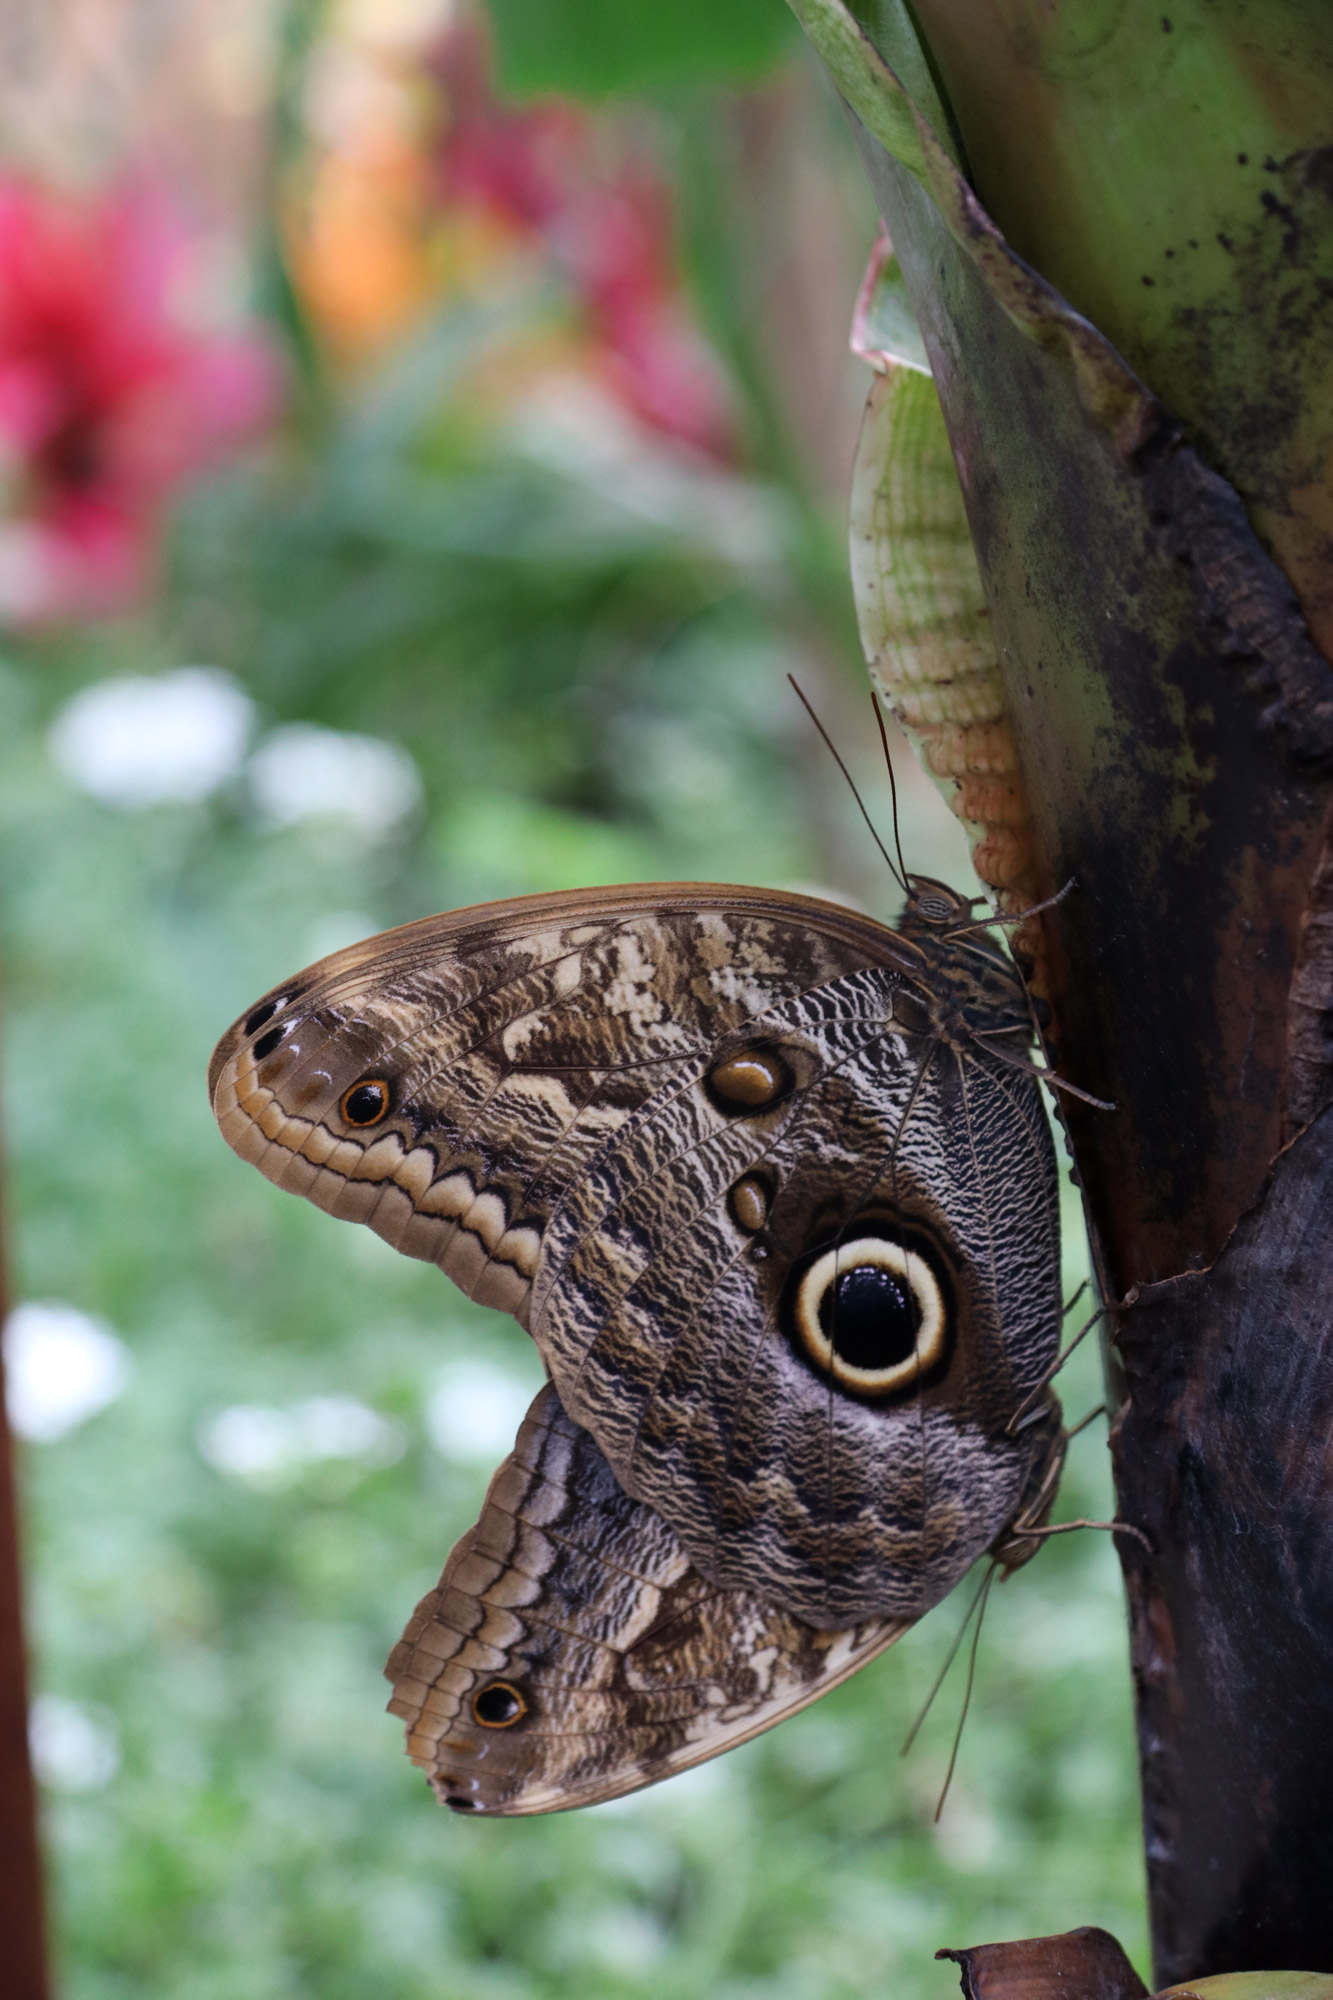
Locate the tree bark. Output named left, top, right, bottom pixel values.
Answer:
left=1116, top=1105, right=1333, bottom=1978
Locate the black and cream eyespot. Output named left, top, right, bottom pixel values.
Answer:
left=339, top=1078, right=392, bottom=1127
left=790, top=1236, right=950, bottom=1398
left=245, top=997, right=282, bottom=1036
left=472, top=1681, right=527, bottom=1728
left=245, top=988, right=303, bottom=1046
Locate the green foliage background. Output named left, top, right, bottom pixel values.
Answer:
left=3, top=14, right=1147, bottom=1995
left=487, top=0, right=799, bottom=95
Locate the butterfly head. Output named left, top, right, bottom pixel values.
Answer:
left=900, top=874, right=993, bottom=937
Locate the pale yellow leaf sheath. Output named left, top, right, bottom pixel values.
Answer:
left=850, top=240, right=1035, bottom=905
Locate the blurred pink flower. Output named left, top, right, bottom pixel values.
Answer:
left=434, top=20, right=736, bottom=462
left=0, top=178, right=280, bottom=625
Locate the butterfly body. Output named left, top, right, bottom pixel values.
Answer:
left=210, top=876, right=1063, bottom=1806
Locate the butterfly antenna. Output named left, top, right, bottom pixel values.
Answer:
left=901, top=1561, right=992, bottom=1758
left=788, top=674, right=907, bottom=892
left=935, top=1562, right=997, bottom=1821
left=1063, top=1277, right=1089, bottom=1320
left=871, top=690, right=910, bottom=890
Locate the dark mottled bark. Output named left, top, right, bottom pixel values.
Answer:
left=1116, top=1108, right=1333, bottom=1980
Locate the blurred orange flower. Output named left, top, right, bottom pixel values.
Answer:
left=0, top=178, right=279, bottom=624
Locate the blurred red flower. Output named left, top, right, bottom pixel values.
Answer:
left=434, top=19, right=736, bottom=462
left=0, top=178, right=279, bottom=625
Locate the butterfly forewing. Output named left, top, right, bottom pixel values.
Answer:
left=209, top=886, right=903, bottom=1319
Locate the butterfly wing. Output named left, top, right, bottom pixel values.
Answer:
left=386, top=1383, right=910, bottom=1814
left=210, top=883, right=1061, bottom=1629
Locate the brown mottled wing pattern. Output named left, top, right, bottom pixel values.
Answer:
left=209, top=881, right=1061, bottom=1634
left=386, top=1384, right=910, bottom=1814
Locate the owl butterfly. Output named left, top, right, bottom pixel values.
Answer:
left=209, top=878, right=1065, bottom=1813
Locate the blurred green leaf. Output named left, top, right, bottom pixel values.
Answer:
left=484, top=0, right=799, bottom=96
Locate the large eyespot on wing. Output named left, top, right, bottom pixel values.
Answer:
left=788, top=1234, right=951, bottom=1398
left=206, top=884, right=926, bottom=1326
left=384, top=1385, right=910, bottom=1815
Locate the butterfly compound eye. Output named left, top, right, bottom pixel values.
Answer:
left=793, top=1238, right=949, bottom=1397
left=340, top=1079, right=391, bottom=1127
left=472, top=1681, right=527, bottom=1728
left=706, top=1047, right=794, bottom=1115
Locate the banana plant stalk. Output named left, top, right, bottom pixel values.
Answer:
left=789, top=0, right=1333, bottom=1982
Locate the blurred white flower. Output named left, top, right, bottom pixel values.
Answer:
left=48, top=667, right=254, bottom=808
left=247, top=724, right=422, bottom=835
left=29, top=1695, right=120, bottom=1792
left=198, top=1394, right=404, bottom=1488
left=3, top=1301, right=131, bottom=1442
left=426, top=1359, right=536, bottom=1464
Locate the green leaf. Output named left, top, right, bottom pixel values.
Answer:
left=784, top=0, right=930, bottom=181
left=484, top=0, right=799, bottom=97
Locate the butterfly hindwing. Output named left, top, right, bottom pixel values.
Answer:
left=530, top=952, right=1061, bottom=1625
left=386, top=1383, right=911, bottom=1814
